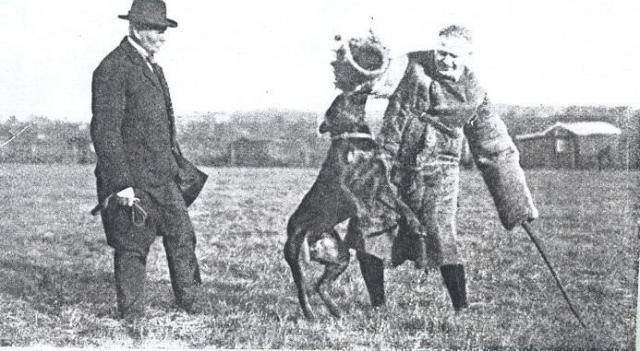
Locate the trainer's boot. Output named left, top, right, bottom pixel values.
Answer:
left=357, top=252, right=386, bottom=307
left=440, top=263, right=468, bottom=312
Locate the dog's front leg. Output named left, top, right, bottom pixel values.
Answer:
left=337, top=150, right=365, bottom=218
left=392, top=193, right=443, bottom=269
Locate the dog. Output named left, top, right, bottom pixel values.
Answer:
left=283, top=91, right=441, bottom=319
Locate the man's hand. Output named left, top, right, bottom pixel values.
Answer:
left=115, top=187, right=137, bottom=207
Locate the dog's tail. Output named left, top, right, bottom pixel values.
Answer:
left=301, top=237, right=311, bottom=264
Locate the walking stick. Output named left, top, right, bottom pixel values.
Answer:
left=0, top=125, right=30, bottom=148
left=521, top=221, right=588, bottom=329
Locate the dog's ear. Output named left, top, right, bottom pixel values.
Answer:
left=319, top=121, right=330, bottom=134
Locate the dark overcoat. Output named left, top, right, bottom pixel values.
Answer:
left=90, top=38, right=205, bottom=316
left=91, top=37, right=180, bottom=204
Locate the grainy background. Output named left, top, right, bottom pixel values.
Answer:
left=0, top=0, right=638, bottom=349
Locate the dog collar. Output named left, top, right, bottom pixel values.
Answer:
left=331, top=132, right=375, bottom=141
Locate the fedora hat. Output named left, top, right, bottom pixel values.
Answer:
left=118, top=0, right=177, bottom=28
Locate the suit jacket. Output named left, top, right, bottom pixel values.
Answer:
left=91, top=37, right=180, bottom=204
left=377, top=50, right=538, bottom=230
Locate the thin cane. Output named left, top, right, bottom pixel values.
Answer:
left=0, top=125, right=31, bottom=148
left=521, top=221, right=588, bottom=329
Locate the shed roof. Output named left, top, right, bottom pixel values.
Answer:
left=515, top=121, right=621, bottom=141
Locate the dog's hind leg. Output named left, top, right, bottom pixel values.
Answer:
left=313, top=230, right=350, bottom=318
left=356, top=251, right=386, bottom=307
left=284, top=226, right=315, bottom=319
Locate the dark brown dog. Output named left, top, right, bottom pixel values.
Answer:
left=284, top=92, right=439, bottom=319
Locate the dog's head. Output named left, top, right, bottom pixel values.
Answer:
left=319, top=92, right=370, bottom=137
left=331, top=33, right=390, bottom=92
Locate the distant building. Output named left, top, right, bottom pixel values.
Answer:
left=228, top=137, right=311, bottom=167
left=515, top=121, right=621, bottom=169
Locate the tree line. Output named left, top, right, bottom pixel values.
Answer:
left=0, top=105, right=638, bottom=168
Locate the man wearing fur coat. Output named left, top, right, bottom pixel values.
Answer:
left=378, top=25, right=538, bottom=311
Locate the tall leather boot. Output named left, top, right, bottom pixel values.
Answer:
left=440, top=264, right=468, bottom=312
left=357, top=252, right=386, bottom=307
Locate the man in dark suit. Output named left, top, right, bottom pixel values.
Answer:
left=91, top=0, right=205, bottom=319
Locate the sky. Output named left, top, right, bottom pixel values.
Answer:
left=0, top=0, right=639, bottom=122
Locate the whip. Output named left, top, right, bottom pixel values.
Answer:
left=521, top=221, right=588, bottom=329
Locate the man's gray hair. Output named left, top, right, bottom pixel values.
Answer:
left=439, top=25, right=472, bottom=43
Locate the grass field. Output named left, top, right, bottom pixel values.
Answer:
left=0, top=164, right=636, bottom=349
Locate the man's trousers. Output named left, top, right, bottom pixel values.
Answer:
left=100, top=183, right=201, bottom=318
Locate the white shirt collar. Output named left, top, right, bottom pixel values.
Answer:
left=127, top=36, right=155, bottom=70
